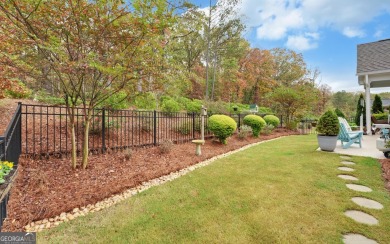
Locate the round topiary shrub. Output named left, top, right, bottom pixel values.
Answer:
left=208, top=115, right=237, bottom=144
left=316, top=110, right=339, bottom=136
left=243, top=114, right=266, bottom=137
left=263, top=115, right=280, bottom=128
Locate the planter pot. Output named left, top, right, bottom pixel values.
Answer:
left=317, top=135, right=338, bottom=152
left=376, top=138, right=390, bottom=158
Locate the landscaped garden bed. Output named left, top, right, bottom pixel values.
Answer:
left=380, top=159, right=390, bottom=191
left=34, top=136, right=390, bottom=243
left=2, top=128, right=298, bottom=232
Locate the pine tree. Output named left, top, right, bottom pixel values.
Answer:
left=372, top=94, right=384, bottom=113
left=335, top=108, right=345, bottom=118
left=355, top=94, right=366, bottom=126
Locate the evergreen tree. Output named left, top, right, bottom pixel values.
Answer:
left=355, top=94, right=366, bottom=126
left=372, top=94, right=384, bottom=113
left=335, top=108, right=345, bottom=118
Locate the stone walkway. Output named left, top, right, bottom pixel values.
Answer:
left=338, top=155, right=383, bottom=244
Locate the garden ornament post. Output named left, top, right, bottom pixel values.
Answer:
left=192, top=106, right=207, bottom=156
left=201, top=105, right=207, bottom=141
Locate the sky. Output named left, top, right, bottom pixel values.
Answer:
left=191, top=0, right=390, bottom=93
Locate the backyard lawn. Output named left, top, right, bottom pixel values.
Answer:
left=38, top=135, right=390, bottom=243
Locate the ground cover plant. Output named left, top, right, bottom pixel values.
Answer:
left=0, top=161, right=14, bottom=184
left=37, top=135, right=390, bottom=243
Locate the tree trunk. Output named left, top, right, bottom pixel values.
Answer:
left=67, top=105, right=77, bottom=169
left=82, top=118, right=90, bottom=169
left=253, top=81, right=259, bottom=104
left=70, top=122, right=77, bottom=169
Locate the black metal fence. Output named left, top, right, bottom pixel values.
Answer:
left=298, top=119, right=318, bottom=134
left=21, top=104, right=214, bottom=157
left=0, top=102, right=22, bottom=231
left=347, top=117, right=355, bottom=123
left=228, top=113, right=284, bottom=130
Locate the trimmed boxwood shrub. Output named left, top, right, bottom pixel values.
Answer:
left=263, top=115, right=280, bottom=128
left=316, top=110, right=339, bottom=136
left=243, top=114, right=266, bottom=137
left=208, top=115, right=237, bottom=144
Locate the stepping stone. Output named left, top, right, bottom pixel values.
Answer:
left=341, top=161, right=356, bottom=165
left=343, top=233, right=378, bottom=244
left=338, top=175, right=358, bottom=181
left=351, top=197, right=384, bottom=210
left=346, top=184, right=372, bottom=192
left=340, top=156, right=352, bottom=160
left=338, top=167, right=355, bottom=172
left=344, top=210, right=378, bottom=225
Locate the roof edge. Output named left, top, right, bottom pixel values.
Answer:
left=357, top=68, right=390, bottom=76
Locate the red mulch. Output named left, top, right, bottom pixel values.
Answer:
left=380, top=159, right=390, bottom=191
left=0, top=99, right=43, bottom=135
left=2, top=129, right=299, bottom=231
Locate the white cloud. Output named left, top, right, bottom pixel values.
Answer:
left=256, top=8, right=304, bottom=39
left=342, top=27, right=365, bottom=38
left=374, top=29, right=383, bottom=38
left=320, top=73, right=361, bottom=93
left=286, top=34, right=318, bottom=51
left=239, top=0, right=390, bottom=42
left=305, top=32, right=319, bottom=40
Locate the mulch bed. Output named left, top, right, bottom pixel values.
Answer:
left=0, top=98, right=43, bottom=135
left=2, top=129, right=300, bottom=232
left=380, top=159, right=390, bottom=191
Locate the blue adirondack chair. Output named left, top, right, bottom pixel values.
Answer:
left=338, top=123, right=362, bottom=149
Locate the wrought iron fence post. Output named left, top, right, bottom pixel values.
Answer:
left=280, top=115, right=283, bottom=128
left=238, top=114, right=241, bottom=131
left=192, top=112, right=195, bottom=139
left=0, top=137, right=4, bottom=161
left=153, top=110, right=157, bottom=146
left=102, top=108, right=106, bottom=153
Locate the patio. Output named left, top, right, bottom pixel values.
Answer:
left=331, top=134, right=385, bottom=159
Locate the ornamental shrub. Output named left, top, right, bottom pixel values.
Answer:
left=132, top=92, right=157, bottom=110
left=286, top=120, right=298, bottom=130
left=258, top=107, right=273, bottom=114
left=5, top=81, right=32, bottom=99
left=372, top=94, right=384, bottom=113
left=237, top=125, right=252, bottom=140
left=208, top=114, right=237, bottom=144
left=243, top=114, right=266, bottom=137
left=185, top=100, right=203, bottom=113
left=263, top=115, right=280, bottom=127
left=159, top=140, right=174, bottom=154
left=161, top=99, right=181, bottom=113
left=262, top=124, right=274, bottom=135
left=98, top=91, right=129, bottom=110
left=373, top=112, right=388, bottom=120
left=316, top=110, right=339, bottom=136
left=334, top=108, right=345, bottom=118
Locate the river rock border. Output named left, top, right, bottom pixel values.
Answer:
left=24, top=136, right=286, bottom=232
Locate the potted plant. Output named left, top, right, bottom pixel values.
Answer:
left=316, top=110, right=340, bottom=151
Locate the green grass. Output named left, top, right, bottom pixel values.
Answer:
left=38, top=135, right=390, bottom=243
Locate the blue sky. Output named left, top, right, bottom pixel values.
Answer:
left=191, top=0, right=390, bottom=93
